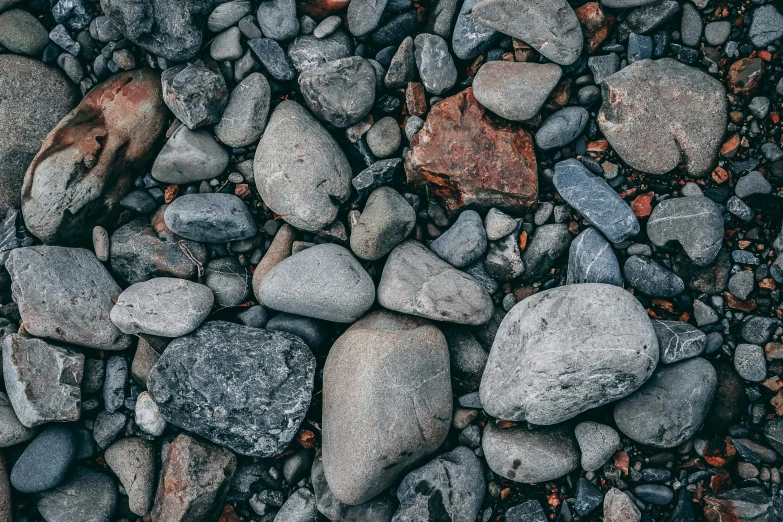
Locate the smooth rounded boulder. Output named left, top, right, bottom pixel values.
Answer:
left=254, top=101, right=352, bottom=231
left=258, top=244, right=375, bottom=323
left=322, top=311, right=452, bottom=505
left=480, top=283, right=659, bottom=425
left=614, top=357, right=717, bottom=448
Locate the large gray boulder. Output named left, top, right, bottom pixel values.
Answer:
left=472, top=62, right=562, bottom=121
left=598, top=58, right=727, bottom=177
left=647, top=196, right=724, bottom=266
left=0, top=56, right=77, bottom=217
left=378, top=240, right=494, bottom=325
left=258, top=244, right=375, bottom=323
left=480, top=283, right=659, bottom=425
left=298, top=57, right=376, bottom=128
left=614, top=358, right=717, bottom=448
left=6, top=246, right=131, bottom=351
left=482, top=424, right=580, bottom=482
left=322, top=311, right=452, bottom=505
left=255, top=101, right=352, bottom=231
left=148, top=321, right=315, bottom=457
left=471, top=0, right=583, bottom=65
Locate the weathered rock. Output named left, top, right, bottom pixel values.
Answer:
left=652, top=320, right=706, bottom=364
left=623, top=255, right=684, bottom=297
left=480, top=283, right=658, bottom=425
left=208, top=1, right=251, bottom=32
left=151, top=434, right=236, bottom=522
left=0, top=392, right=37, bottom=447
left=299, top=57, right=376, bottom=128
left=0, top=56, right=77, bottom=217
left=161, top=60, right=228, bottom=129
left=618, top=1, right=680, bottom=38
left=151, top=125, right=230, bottom=183
left=36, top=467, right=117, bottom=522
left=576, top=2, right=615, bottom=53
left=430, top=210, right=487, bottom=268
left=100, top=0, right=210, bottom=61
left=566, top=228, right=623, bottom=286
left=149, top=321, right=315, bottom=457
left=275, top=488, right=318, bottom=522
left=614, top=358, right=716, bottom=448
left=111, top=278, right=213, bottom=337
left=472, top=0, right=583, bottom=65
left=288, top=31, right=355, bottom=73
left=704, top=488, right=777, bottom=522
left=103, top=355, right=128, bottom=413
left=749, top=5, right=783, bottom=48
left=322, top=311, right=452, bottom=505
left=378, top=240, right=494, bottom=325
left=598, top=58, right=727, bottom=177
left=647, top=196, right=724, bottom=266
left=257, top=0, right=299, bottom=40
left=350, top=187, right=416, bottom=261
left=7, top=246, right=131, bottom=350
left=3, top=334, right=83, bottom=428
left=673, top=247, right=731, bottom=294
left=482, top=424, right=580, bottom=482
left=255, top=101, right=352, bottom=231
left=215, top=72, right=271, bottom=147
left=443, top=327, right=488, bottom=394
left=21, top=69, right=166, bottom=244
left=164, top=193, right=257, bottom=243
left=472, top=62, right=562, bottom=121
left=506, top=500, right=548, bottom=522
left=413, top=33, right=457, bottom=95
left=248, top=37, right=296, bottom=81
left=604, top=488, right=641, bottom=522
left=574, top=421, right=620, bottom=472
left=204, top=257, right=250, bottom=307
left=484, top=230, right=524, bottom=281
left=406, top=88, right=538, bottom=213
left=259, top=244, right=375, bottom=322
left=104, top=438, right=156, bottom=516
left=393, top=446, right=485, bottom=522
left=522, top=223, right=572, bottom=281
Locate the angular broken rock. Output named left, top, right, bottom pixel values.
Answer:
left=298, top=56, right=376, bottom=128
left=598, top=58, right=727, bottom=177
left=3, top=334, right=84, bottom=428
left=161, top=60, right=229, bottom=129
left=378, top=240, right=494, bottom=325
left=614, top=357, right=717, bottom=448
left=255, top=101, right=352, bottom=231
left=646, top=195, right=724, bottom=266
left=472, top=0, right=583, bottom=65
left=21, top=69, right=166, bottom=244
left=148, top=321, right=315, bottom=457
left=322, top=311, right=452, bottom=505
left=152, top=434, right=236, bottom=522
left=482, top=423, right=580, bottom=482
left=480, top=283, right=658, bottom=425
left=472, top=62, right=562, bottom=121
left=6, top=246, right=131, bottom=350
left=405, top=88, right=538, bottom=213
left=0, top=393, right=37, bottom=447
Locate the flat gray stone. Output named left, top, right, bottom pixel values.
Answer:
left=215, top=72, right=271, bottom=147
left=473, top=62, right=562, bottom=121
left=646, top=195, right=723, bottom=266
left=149, top=321, right=316, bottom=457
left=480, top=283, right=658, bottom=425
left=729, top=270, right=755, bottom=301
left=350, top=187, right=416, bottom=261
left=574, top=421, right=620, bottom=472
left=0, top=9, right=49, bottom=56
left=111, top=278, right=213, bottom=337
left=299, top=56, right=376, bottom=128
left=430, top=210, right=487, bottom=268
left=735, top=171, right=772, bottom=199
left=378, top=240, right=494, bottom=325
left=484, top=208, right=518, bottom=240
left=255, top=101, right=352, bottom=231
left=10, top=424, right=75, bottom=494
left=414, top=33, right=457, bottom=95
left=614, top=358, right=716, bottom=448
left=623, top=255, right=684, bottom=297
left=152, top=125, right=230, bottom=184
left=566, top=228, right=623, bottom=286
left=482, top=424, right=579, bottom=482
left=164, top=193, right=257, bottom=243
left=208, top=1, right=252, bottom=32
left=259, top=243, right=375, bottom=323
left=652, top=320, right=706, bottom=364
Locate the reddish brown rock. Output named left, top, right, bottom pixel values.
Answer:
left=406, top=82, right=427, bottom=117
left=604, top=488, right=641, bottom=522
left=405, top=88, right=538, bottom=213
left=298, top=0, right=350, bottom=18
left=704, top=488, right=776, bottom=522
left=21, top=69, right=167, bottom=244
left=575, top=2, right=615, bottom=54
left=151, top=434, right=237, bottom=522
left=727, top=58, right=766, bottom=96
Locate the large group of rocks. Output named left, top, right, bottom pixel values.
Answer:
left=0, top=0, right=782, bottom=521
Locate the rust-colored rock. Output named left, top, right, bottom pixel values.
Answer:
left=298, top=0, right=350, bottom=18
left=406, top=82, right=427, bottom=117
left=405, top=88, right=538, bottom=213
left=575, top=2, right=615, bottom=54
left=151, top=433, right=237, bottom=522
left=21, top=69, right=167, bottom=244
left=727, top=58, right=766, bottom=96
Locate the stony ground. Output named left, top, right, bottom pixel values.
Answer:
left=0, top=0, right=782, bottom=521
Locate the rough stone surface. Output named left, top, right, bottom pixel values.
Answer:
left=257, top=0, right=299, bottom=40
left=350, top=187, right=416, bottom=261
left=152, top=126, right=230, bottom=184
left=647, top=196, right=724, bottom=266
left=161, top=60, right=228, bottom=129
left=288, top=31, right=354, bottom=73
left=614, top=358, right=717, bottom=448
left=164, top=193, right=257, bottom=243
left=347, top=0, right=387, bottom=36
left=259, top=244, right=375, bottom=322
left=0, top=392, right=37, bottom=447
left=413, top=33, right=457, bottom=95
left=604, top=488, right=641, bottom=522
left=430, top=210, right=487, bottom=268
left=652, top=320, right=706, bottom=364
left=598, top=58, right=727, bottom=177
left=36, top=467, right=117, bottom=522
left=452, top=0, right=499, bottom=60
left=472, top=62, right=562, bottom=121
left=7, top=246, right=131, bottom=350
left=749, top=5, right=783, bottom=48
left=471, top=0, right=583, bottom=65
left=21, top=70, right=166, bottom=244
left=574, top=421, right=620, bottom=472
left=406, top=88, right=538, bottom=213
left=623, top=255, right=684, bottom=297
left=482, top=424, right=580, bottom=482
left=255, top=101, right=352, bottom=231
left=480, top=283, right=658, bottom=425
left=104, top=437, right=156, bottom=516
left=298, top=56, right=376, bottom=128
left=322, top=311, right=452, bottom=505
left=149, top=321, right=315, bottom=457
left=110, top=278, right=213, bottom=337
left=378, top=240, right=494, bottom=325
left=566, top=228, right=623, bottom=286
left=704, top=488, right=776, bottom=522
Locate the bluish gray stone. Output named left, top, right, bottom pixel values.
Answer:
left=413, top=33, right=457, bottom=95
left=646, top=196, right=723, bottom=266
left=652, top=320, right=706, bottom=364
left=151, top=125, right=230, bottom=184
left=588, top=53, right=620, bottom=84
left=451, top=0, right=499, bottom=60
left=636, top=485, right=674, bottom=505
left=574, top=478, right=603, bottom=516
left=103, top=355, right=128, bottom=413
left=623, top=255, right=684, bottom=297
left=348, top=0, right=387, bottom=36
left=484, top=231, right=524, bottom=282
left=257, top=0, right=298, bottom=40
left=10, top=425, right=75, bottom=493
left=566, top=228, right=623, bottom=286
left=505, top=500, right=547, bottom=522
left=164, top=193, right=257, bottom=243
left=734, top=343, right=767, bottom=382
left=726, top=196, right=754, bottom=222
left=680, top=3, right=702, bottom=47
left=266, top=313, right=328, bottom=349
left=161, top=60, right=228, bottom=129
left=554, top=159, right=639, bottom=243
left=628, top=33, right=653, bottom=63
left=536, top=107, right=589, bottom=150
left=288, top=31, right=354, bottom=73
left=735, top=171, right=772, bottom=199
left=36, top=467, right=117, bottom=522
left=247, top=38, right=296, bottom=81
left=749, top=5, right=783, bottom=48
left=430, top=210, right=487, bottom=268
left=299, top=56, right=376, bottom=128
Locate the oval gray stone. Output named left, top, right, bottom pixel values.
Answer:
left=151, top=125, right=230, bottom=184
left=536, top=106, right=590, bottom=150
left=566, top=228, right=623, bottom=286
left=651, top=320, right=706, bottom=364
left=413, top=33, right=457, bottom=95
left=623, top=255, right=684, bottom=298
left=215, top=72, right=271, bottom=147
left=164, top=193, right=257, bottom=243
left=473, top=62, right=562, bottom=121
left=480, top=283, right=659, bottom=425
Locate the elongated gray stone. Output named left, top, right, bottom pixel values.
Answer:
left=164, top=193, right=257, bottom=243
left=473, top=62, right=562, bottom=121
left=646, top=195, right=723, bottom=266
left=347, top=0, right=387, bottom=36
left=566, top=228, right=623, bottom=286
left=480, top=283, right=658, bottom=425
left=652, top=320, right=706, bottom=364
left=554, top=159, right=639, bottom=243
left=215, top=72, right=271, bottom=147
left=414, top=33, right=457, bottom=95
left=623, top=255, right=684, bottom=298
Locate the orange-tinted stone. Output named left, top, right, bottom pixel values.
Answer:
left=727, top=57, right=766, bottom=95
left=575, top=2, right=615, bottom=54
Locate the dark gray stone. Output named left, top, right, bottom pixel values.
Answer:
left=161, top=59, right=228, bottom=129
left=430, top=210, right=487, bottom=268
left=705, top=21, right=731, bottom=46
left=482, top=424, right=579, bottom=482
left=554, top=159, right=639, bottom=243
left=36, top=467, right=117, bottom=522
left=103, top=355, right=127, bottom=413
left=148, top=321, right=316, bottom=457
left=536, top=107, right=589, bottom=150
left=728, top=270, right=755, bottom=301
left=588, top=53, right=620, bottom=84
left=635, top=485, right=674, bottom=505
left=566, top=228, right=623, bottom=286
left=628, top=33, right=653, bottom=63
left=384, top=36, right=417, bottom=89
left=10, top=425, right=75, bottom=493
left=623, top=255, right=684, bottom=297
left=164, top=193, right=257, bottom=243
left=506, top=500, right=547, bottom=522
left=484, top=231, right=524, bottom=281
left=574, top=478, right=603, bottom=516
left=413, top=33, right=457, bottom=95
left=647, top=195, right=723, bottom=266
left=522, top=223, right=572, bottom=281
left=299, top=56, right=376, bottom=128
left=288, top=31, right=354, bottom=73
left=652, top=320, right=706, bottom=364
left=735, top=171, right=772, bottom=199
left=372, top=11, right=418, bottom=47
left=93, top=411, right=126, bottom=450
left=619, top=1, right=680, bottom=37
left=0, top=393, right=37, bottom=447
left=257, top=0, right=298, bottom=40
left=742, top=316, right=779, bottom=345
left=443, top=327, right=488, bottom=394
left=248, top=38, right=296, bottom=81
left=0, top=9, right=49, bottom=58
left=680, top=3, right=702, bottom=47
left=266, top=313, right=328, bottom=349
